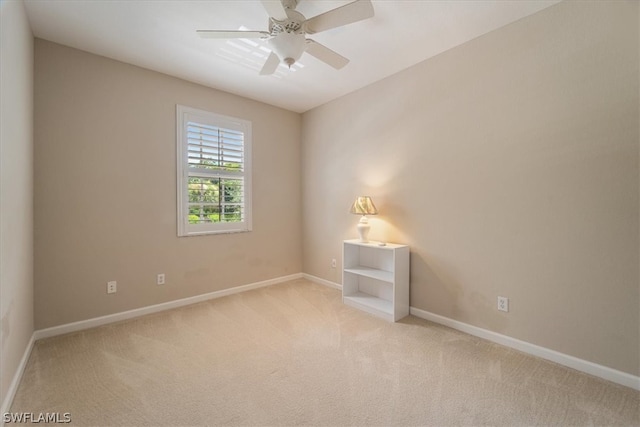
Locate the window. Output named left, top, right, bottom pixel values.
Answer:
left=176, top=105, right=252, bottom=236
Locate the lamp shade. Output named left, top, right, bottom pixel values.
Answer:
left=350, top=196, right=378, bottom=216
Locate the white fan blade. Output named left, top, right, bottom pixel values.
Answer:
left=305, top=39, right=349, bottom=69
left=260, top=0, right=288, bottom=21
left=197, top=30, right=270, bottom=39
left=304, top=0, right=374, bottom=35
left=260, top=51, right=280, bottom=75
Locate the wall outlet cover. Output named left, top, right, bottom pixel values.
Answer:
left=498, top=296, right=509, bottom=312
left=107, top=281, right=117, bottom=294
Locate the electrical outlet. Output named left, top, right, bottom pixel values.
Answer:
left=498, top=296, right=509, bottom=312
left=107, top=281, right=117, bottom=294
left=157, top=273, right=165, bottom=285
left=331, top=259, right=337, bottom=268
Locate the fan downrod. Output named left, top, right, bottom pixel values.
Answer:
left=282, top=0, right=299, bottom=10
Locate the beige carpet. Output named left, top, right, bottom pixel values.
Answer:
left=10, top=279, right=640, bottom=426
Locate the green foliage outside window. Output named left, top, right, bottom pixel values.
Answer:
left=187, top=174, right=243, bottom=224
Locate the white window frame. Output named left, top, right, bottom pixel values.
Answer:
left=176, top=105, right=252, bottom=237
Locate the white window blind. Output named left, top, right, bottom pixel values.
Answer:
left=177, top=105, right=252, bottom=236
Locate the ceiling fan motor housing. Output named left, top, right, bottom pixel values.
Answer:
left=269, top=8, right=304, bottom=35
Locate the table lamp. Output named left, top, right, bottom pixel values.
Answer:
left=350, top=196, right=378, bottom=243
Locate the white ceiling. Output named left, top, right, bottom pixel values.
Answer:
left=24, top=0, right=560, bottom=113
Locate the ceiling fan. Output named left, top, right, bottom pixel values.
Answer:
left=197, top=0, right=374, bottom=75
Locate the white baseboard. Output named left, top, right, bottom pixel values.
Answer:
left=302, top=273, right=341, bottom=290
left=1, top=334, right=35, bottom=419
left=35, top=273, right=303, bottom=340
left=410, top=306, right=640, bottom=391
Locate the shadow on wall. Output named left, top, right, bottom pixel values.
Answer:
left=409, top=251, right=509, bottom=334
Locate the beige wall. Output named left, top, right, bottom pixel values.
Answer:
left=34, top=40, right=302, bottom=329
left=302, top=1, right=639, bottom=376
left=0, top=0, right=34, bottom=409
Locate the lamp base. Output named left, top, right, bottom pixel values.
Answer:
left=357, top=216, right=371, bottom=243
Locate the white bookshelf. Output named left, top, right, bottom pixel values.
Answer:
left=342, top=240, right=410, bottom=322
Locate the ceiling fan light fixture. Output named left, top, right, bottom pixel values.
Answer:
left=268, top=32, right=305, bottom=67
